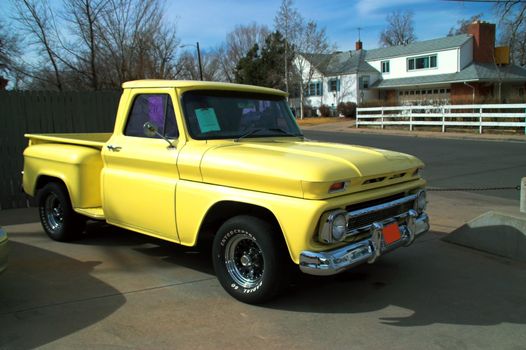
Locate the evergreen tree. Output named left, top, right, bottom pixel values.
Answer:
left=234, top=31, right=293, bottom=91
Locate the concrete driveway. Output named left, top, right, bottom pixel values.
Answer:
left=1, top=192, right=525, bottom=349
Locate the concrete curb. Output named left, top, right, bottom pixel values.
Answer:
left=442, top=211, right=526, bottom=262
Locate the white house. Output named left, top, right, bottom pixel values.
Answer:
left=297, top=21, right=526, bottom=111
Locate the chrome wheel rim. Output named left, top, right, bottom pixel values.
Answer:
left=45, top=193, right=63, bottom=230
left=224, top=234, right=264, bottom=288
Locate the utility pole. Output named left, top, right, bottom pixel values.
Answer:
left=196, top=42, right=203, bottom=81
left=181, top=42, right=204, bottom=81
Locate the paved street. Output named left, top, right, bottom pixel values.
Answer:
left=1, top=130, right=525, bottom=349
left=303, top=130, right=526, bottom=201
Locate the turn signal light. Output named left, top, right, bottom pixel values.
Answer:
left=329, top=182, right=346, bottom=193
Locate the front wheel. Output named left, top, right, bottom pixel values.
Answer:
left=212, top=215, right=286, bottom=304
left=38, top=182, right=85, bottom=241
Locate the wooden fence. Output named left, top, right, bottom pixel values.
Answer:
left=356, top=104, right=526, bottom=134
left=0, top=90, right=121, bottom=210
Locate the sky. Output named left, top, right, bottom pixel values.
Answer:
left=1, top=0, right=498, bottom=54
left=167, top=0, right=498, bottom=52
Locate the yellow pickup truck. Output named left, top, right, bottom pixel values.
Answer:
left=22, top=80, right=429, bottom=303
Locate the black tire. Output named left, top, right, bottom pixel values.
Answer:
left=212, top=215, right=286, bottom=304
left=37, top=182, right=86, bottom=241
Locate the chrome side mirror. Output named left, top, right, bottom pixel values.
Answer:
left=143, top=121, right=176, bottom=149
left=143, top=122, right=159, bottom=138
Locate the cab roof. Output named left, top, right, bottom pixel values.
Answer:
left=122, top=80, right=287, bottom=96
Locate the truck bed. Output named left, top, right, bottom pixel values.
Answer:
left=25, top=133, right=112, bottom=149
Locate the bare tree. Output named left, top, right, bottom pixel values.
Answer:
left=61, top=0, right=108, bottom=90
left=294, top=20, right=331, bottom=118
left=12, top=0, right=181, bottom=89
left=0, top=21, right=21, bottom=75
left=81, top=0, right=182, bottom=86
left=13, top=0, right=64, bottom=90
left=274, top=0, right=303, bottom=95
left=496, top=1, right=526, bottom=66
left=179, top=49, right=221, bottom=81
left=448, top=14, right=483, bottom=36
left=215, top=23, right=269, bottom=82
left=379, top=10, right=416, bottom=47
left=274, top=0, right=332, bottom=118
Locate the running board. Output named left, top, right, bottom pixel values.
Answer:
left=75, top=207, right=105, bottom=220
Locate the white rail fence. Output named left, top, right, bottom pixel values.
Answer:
left=356, top=104, right=526, bottom=134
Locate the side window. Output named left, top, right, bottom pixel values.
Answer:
left=124, top=94, right=179, bottom=138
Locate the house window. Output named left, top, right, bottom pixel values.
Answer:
left=307, top=81, right=323, bottom=96
left=328, top=78, right=340, bottom=92
left=381, top=60, right=390, bottom=73
left=407, top=54, right=437, bottom=71
left=359, top=76, right=370, bottom=89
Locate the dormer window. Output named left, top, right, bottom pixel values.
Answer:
left=381, top=60, right=390, bottom=73
left=407, top=54, right=437, bottom=71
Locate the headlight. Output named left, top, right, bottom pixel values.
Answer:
left=319, top=209, right=348, bottom=243
left=414, top=190, right=427, bottom=214
left=332, top=214, right=347, bottom=241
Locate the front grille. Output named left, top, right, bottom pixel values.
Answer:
left=347, top=200, right=413, bottom=230
left=345, top=192, right=405, bottom=212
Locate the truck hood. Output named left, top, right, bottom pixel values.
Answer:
left=198, top=139, right=424, bottom=199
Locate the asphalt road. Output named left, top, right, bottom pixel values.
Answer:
left=304, top=130, right=526, bottom=201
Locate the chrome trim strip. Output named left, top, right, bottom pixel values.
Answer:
left=301, top=213, right=429, bottom=276
left=346, top=193, right=417, bottom=219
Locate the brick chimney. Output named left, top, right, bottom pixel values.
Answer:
left=467, top=21, right=496, bottom=63
left=355, top=40, right=363, bottom=51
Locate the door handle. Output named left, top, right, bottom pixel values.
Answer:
left=107, top=145, right=122, bottom=152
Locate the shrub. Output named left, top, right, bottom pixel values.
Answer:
left=301, top=105, right=314, bottom=118
left=318, top=104, right=332, bottom=117
left=337, top=102, right=357, bottom=118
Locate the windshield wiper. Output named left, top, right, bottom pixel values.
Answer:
left=235, top=128, right=266, bottom=142
left=235, top=128, right=303, bottom=142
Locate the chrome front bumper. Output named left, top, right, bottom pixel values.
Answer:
left=299, top=212, right=429, bottom=276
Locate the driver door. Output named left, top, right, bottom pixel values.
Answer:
left=101, top=89, right=181, bottom=242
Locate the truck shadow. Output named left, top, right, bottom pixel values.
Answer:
left=0, top=241, right=126, bottom=349
left=81, top=221, right=215, bottom=275
left=267, top=232, right=526, bottom=327
left=71, top=225, right=526, bottom=327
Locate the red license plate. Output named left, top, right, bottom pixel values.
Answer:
left=383, top=223, right=401, bottom=245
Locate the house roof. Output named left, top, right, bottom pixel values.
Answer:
left=370, top=63, right=526, bottom=88
left=301, top=51, right=378, bottom=76
left=301, top=34, right=472, bottom=76
left=364, top=34, right=471, bottom=61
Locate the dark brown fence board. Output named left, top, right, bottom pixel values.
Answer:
left=0, top=90, right=121, bottom=210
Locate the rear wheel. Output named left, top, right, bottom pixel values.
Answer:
left=212, top=215, right=286, bottom=304
left=38, top=182, right=85, bottom=241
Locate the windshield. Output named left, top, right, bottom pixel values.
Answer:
left=182, top=90, right=302, bottom=140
